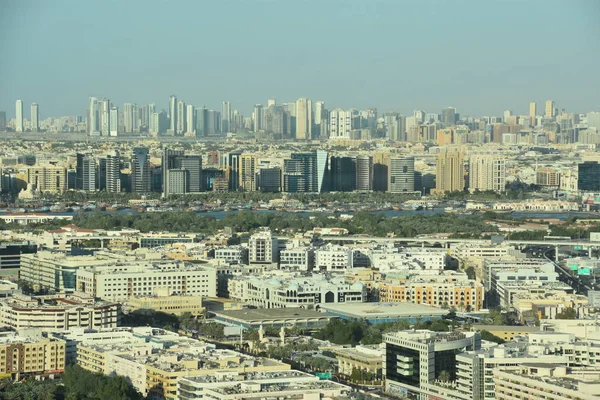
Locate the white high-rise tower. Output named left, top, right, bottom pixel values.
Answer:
left=186, top=104, right=195, bottom=136
left=87, top=97, right=99, bottom=135
left=295, top=98, right=312, bottom=140
left=168, top=95, right=177, bottom=134
left=30, top=103, right=39, bottom=132
left=15, top=100, right=24, bottom=132
left=109, top=106, right=119, bottom=136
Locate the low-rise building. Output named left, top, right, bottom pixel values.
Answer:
left=321, top=302, right=447, bottom=325
left=0, top=293, right=119, bottom=332
left=128, top=293, right=204, bottom=316
left=0, top=332, right=66, bottom=380
left=279, top=247, right=314, bottom=271
left=314, top=244, right=354, bottom=271
left=335, top=344, right=384, bottom=380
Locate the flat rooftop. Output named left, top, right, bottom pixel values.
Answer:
left=213, top=308, right=332, bottom=322
left=320, top=302, right=448, bottom=318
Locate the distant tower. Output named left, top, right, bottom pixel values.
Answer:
left=99, top=99, right=110, bottom=136
left=131, top=147, right=151, bottom=193
left=253, top=104, right=263, bottom=132
left=169, top=95, right=177, bottom=133
left=15, top=100, right=24, bottom=132
left=545, top=100, right=555, bottom=118
left=295, top=98, right=312, bottom=140
left=109, top=106, right=119, bottom=136
left=105, top=150, right=121, bottom=193
left=388, top=157, right=415, bottom=193
left=529, top=102, right=536, bottom=126
left=186, top=104, right=195, bottom=136
left=123, top=103, right=134, bottom=133
left=30, top=103, right=39, bottom=132
left=221, top=101, right=231, bottom=133
left=176, top=100, right=186, bottom=135
left=87, top=97, right=99, bottom=135
left=355, top=155, right=373, bottom=191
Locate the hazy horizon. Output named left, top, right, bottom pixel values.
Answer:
left=1, top=0, right=599, bottom=119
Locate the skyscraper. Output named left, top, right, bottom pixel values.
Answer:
left=123, top=103, right=134, bottom=133
left=168, top=95, right=177, bottom=134
left=162, top=148, right=203, bottom=196
left=76, top=153, right=97, bottom=191
left=545, top=100, right=555, bottom=118
left=529, top=102, right=537, bottom=126
left=162, top=148, right=183, bottom=196
left=329, top=156, right=356, bottom=192
left=99, top=99, right=110, bottom=135
left=105, top=150, right=121, bottom=193
left=176, top=101, right=186, bottom=135
left=253, top=104, right=263, bottom=132
left=263, top=105, right=285, bottom=136
left=355, top=155, right=373, bottom=191
left=109, top=107, right=119, bottom=136
left=221, top=101, right=231, bottom=133
left=239, top=154, right=257, bottom=191
left=0, top=111, right=6, bottom=130
left=87, top=97, right=99, bottom=135
left=30, top=103, right=39, bottom=132
left=441, top=107, right=457, bottom=127
left=578, top=161, right=600, bottom=192
left=295, top=98, right=313, bottom=140
left=131, top=148, right=151, bottom=193
left=434, top=150, right=465, bottom=194
left=15, top=100, right=24, bottom=133
left=195, top=107, right=207, bottom=137
left=388, top=157, right=415, bottom=193
left=503, top=110, right=512, bottom=122
left=469, top=154, right=505, bottom=193
left=314, top=101, right=327, bottom=138
left=223, top=152, right=242, bottom=191
left=186, top=104, right=195, bottom=136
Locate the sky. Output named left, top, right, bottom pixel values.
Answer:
left=1, top=0, right=599, bottom=119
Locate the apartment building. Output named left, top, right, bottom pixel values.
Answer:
left=314, top=243, right=354, bottom=271
left=279, top=247, right=314, bottom=271
left=26, top=165, right=67, bottom=192
left=0, top=333, right=66, bottom=380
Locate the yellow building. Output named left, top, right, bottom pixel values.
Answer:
left=335, top=345, right=383, bottom=380
left=0, top=334, right=65, bottom=380
left=433, top=150, right=465, bottom=194
left=436, top=128, right=454, bottom=145
left=26, top=166, right=67, bottom=193
left=470, top=325, right=539, bottom=341
left=529, top=102, right=537, bottom=124
left=238, top=154, right=257, bottom=191
left=128, top=294, right=204, bottom=316
left=545, top=99, right=555, bottom=118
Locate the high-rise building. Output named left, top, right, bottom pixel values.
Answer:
left=529, top=102, right=537, bottom=126
left=258, top=167, right=282, bottom=192
left=76, top=153, right=97, bottom=191
left=221, top=101, right=231, bottom=133
left=388, top=157, right=415, bottom=193
left=176, top=101, right=186, bottom=135
left=329, top=156, right=356, bottom=192
left=295, top=98, right=313, bottom=140
left=253, top=104, right=263, bottom=132
left=249, top=229, right=278, bottom=264
left=441, top=107, right=457, bottom=127
left=263, top=105, right=286, bottom=136
left=355, top=155, right=373, bottom=191
left=195, top=107, right=207, bottom=137
left=239, top=154, right=257, bottom=192
left=98, top=99, right=110, bottom=135
left=503, top=110, right=512, bottom=122
left=0, top=111, right=6, bottom=130
left=123, top=103, right=134, bottom=133
left=131, top=148, right=151, bottom=193
left=469, top=155, right=505, bottom=193
left=15, top=100, right=24, bottom=133
left=222, top=152, right=242, bottom=191
left=168, top=95, right=177, bottom=134
left=578, top=161, right=600, bottom=192
left=105, top=151, right=121, bottom=193
left=30, top=103, right=39, bottom=132
left=161, top=148, right=203, bottom=196
left=109, top=106, right=119, bottom=136
left=162, top=149, right=184, bottom=196
left=27, top=166, right=67, bottom=193
left=434, top=150, right=465, bottom=194
left=314, top=101, right=326, bottom=137
left=329, top=109, right=352, bottom=139
left=283, top=151, right=327, bottom=193
left=587, top=112, right=600, bottom=132
left=87, top=97, right=99, bottom=135
left=186, top=104, right=195, bottom=136
left=545, top=100, right=555, bottom=118
left=206, top=110, right=220, bottom=135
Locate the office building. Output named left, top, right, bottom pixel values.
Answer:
left=253, top=104, right=263, bottom=131
left=105, top=150, right=121, bottom=193
left=578, top=161, right=600, bottom=192
left=283, top=151, right=327, bottom=193
left=441, top=106, right=457, bottom=126
left=123, top=103, right=135, bottom=133
left=295, top=98, right=312, bottom=140
left=162, top=149, right=202, bottom=196
left=545, top=100, right=556, bottom=118
left=248, top=229, right=278, bottom=264
left=0, top=242, right=37, bottom=279
left=87, top=97, right=99, bottom=135
left=15, top=100, right=24, bottom=132
left=76, top=262, right=217, bottom=301
left=469, top=154, right=505, bottom=193
left=109, top=106, right=118, bottom=136
left=263, top=104, right=287, bottom=136
left=0, top=293, right=120, bottom=332
left=239, top=154, right=257, bottom=191
left=384, top=330, right=481, bottom=399
left=176, top=100, right=186, bottom=134
left=388, top=157, right=415, bottom=193
left=131, top=147, right=151, bottom=193
left=98, top=98, right=109, bottom=135
left=355, top=154, right=373, bottom=191
left=222, top=151, right=241, bottom=191
left=77, top=153, right=97, bottom=191
left=258, top=167, right=281, bottom=192
left=434, top=150, right=465, bottom=194
left=0, top=333, right=66, bottom=380
left=30, top=103, right=39, bottom=132
left=27, top=166, right=67, bottom=193
left=221, top=101, right=231, bottom=133
left=330, top=156, right=356, bottom=192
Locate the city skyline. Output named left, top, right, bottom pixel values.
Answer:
left=1, top=1, right=599, bottom=118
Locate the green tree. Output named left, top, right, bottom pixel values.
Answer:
left=480, top=330, right=506, bottom=344
left=555, top=307, right=577, bottom=319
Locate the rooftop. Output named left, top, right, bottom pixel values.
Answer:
left=212, top=308, right=331, bottom=322
left=320, top=302, right=448, bottom=318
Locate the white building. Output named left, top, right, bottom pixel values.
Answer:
left=315, top=243, right=354, bottom=271
left=30, top=103, right=39, bottom=132
left=214, top=246, right=247, bottom=264
left=279, top=247, right=314, bottom=271
left=229, top=273, right=366, bottom=309
left=295, top=98, right=312, bottom=140
left=469, top=154, right=505, bottom=193
left=329, top=108, right=352, bottom=139
left=76, top=262, right=217, bottom=302
left=15, top=100, right=23, bottom=132
left=248, top=229, right=278, bottom=264
left=389, top=157, right=415, bottom=193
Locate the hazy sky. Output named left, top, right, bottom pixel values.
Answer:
left=1, top=0, right=599, bottom=119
